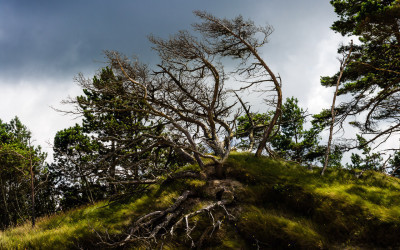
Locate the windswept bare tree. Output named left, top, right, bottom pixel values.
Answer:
left=193, top=11, right=283, bottom=157
left=105, top=32, right=237, bottom=177
left=78, top=11, right=283, bottom=247
left=66, top=11, right=282, bottom=185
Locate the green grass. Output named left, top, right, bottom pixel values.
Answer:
left=238, top=205, right=324, bottom=249
left=2, top=152, right=400, bottom=248
left=0, top=179, right=201, bottom=249
left=227, top=152, right=400, bottom=248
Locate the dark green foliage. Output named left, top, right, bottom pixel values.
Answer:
left=322, top=145, right=343, bottom=169
left=76, top=67, right=158, bottom=182
left=389, top=150, right=400, bottom=176
left=236, top=97, right=340, bottom=165
left=330, top=0, right=399, bottom=36
left=347, top=134, right=383, bottom=171
left=270, top=97, right=326, bottom=164
left=79, top=67, right=178, bottom=177
left=235, top=112, right=271, bottom=150
left=52, top=124, right=105, bottom=209
left=0, top=117, right=51, bottom=229
left=53, top=68, right=182, bottom=209
left=323, top=0, right=400, bottom=146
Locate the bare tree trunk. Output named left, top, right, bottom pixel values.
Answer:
left=255, top=109, right=282, bottom=157
left=321, top=41, right=353, bottom=176
left=0, top=178, right=11, bottom=227
left=234, top=91, right=255, bottom=152
left=28, top=145, right=35, bottom=227
left=242, top=44, right=282, bottom=158
left=82, top=174, right=94, bottom=204
left=193, top=11, right=283, bottom=158
left=110, top=140, right=117, bottom=194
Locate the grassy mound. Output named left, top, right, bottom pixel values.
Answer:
left=2, top=152, right=400, bottom=249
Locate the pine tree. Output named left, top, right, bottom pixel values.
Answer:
left=323, top=0, right=400, bottom=146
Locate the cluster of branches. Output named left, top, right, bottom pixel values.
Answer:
left=235, top=97, right=344, bottom=167
left=52, top=4, right=400, bottom=208
left=316, top=0, right=400, bottom=174
left=54, top=10, right=283, bottom=198
left=322, top=1, right=400, bottom=150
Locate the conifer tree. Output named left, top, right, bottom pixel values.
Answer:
left=323, top=0, right=400, bottom=147
left=0, top=117, right=49, bottom=228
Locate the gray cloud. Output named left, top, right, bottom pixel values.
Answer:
left=1, top=0, right=356, bottom=161
left=0, top=0, right=336, bottom=79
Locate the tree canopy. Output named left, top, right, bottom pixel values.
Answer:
left=0, top=117, right=51, bottom=229
left=323, top=0, right=400, bottom=147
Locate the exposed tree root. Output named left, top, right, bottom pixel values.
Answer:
left=96, top=179, right=238, bottom=248
left=122, top=190, right=193, bottom=245
left=170, top=199, right=234, bottom=248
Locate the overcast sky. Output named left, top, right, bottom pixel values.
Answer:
left=1, top=0, right=360, bottom=161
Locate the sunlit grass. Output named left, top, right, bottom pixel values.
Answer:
left=0, top=180, right=194, bottom=249
left=0, top=201, right=116, bottom=249
left=238, top=205, right=324, bottom=248
left=2, top=152, right=400, bottom=248
left=227, top=152, right=400, bottom=247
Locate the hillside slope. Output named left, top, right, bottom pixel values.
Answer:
left=1, top=152, right=400, bottom=249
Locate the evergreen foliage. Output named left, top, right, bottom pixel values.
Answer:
left=52, top=67, right=184, bottom=209
left=52, top=124, right=104, bottom=209
left=270, top=97, right=325, bottom=164
left=347, top=134, right=383, bottom=171
left=323, top=0, right=400, bottom=146
left=236, top=97, right=342, bottom=166
left=0, top=117, right=51, bottom=229
left=235, top=112, right=271, bottom=150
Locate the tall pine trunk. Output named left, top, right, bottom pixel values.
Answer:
left=321, top=41, right=353, bottom=176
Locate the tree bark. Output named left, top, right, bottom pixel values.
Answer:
left=0, top=178, right=11, bottom=228
left=321, top=41, right=353, bottom=176
left=29, top=146, right=35, bottom=227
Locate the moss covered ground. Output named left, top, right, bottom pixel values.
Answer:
left=1, top=152, right=400, bottom=249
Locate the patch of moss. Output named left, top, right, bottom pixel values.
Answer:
left=238, top=205, right=324, bottom=249
left=227, top=153, right=400, bottom=247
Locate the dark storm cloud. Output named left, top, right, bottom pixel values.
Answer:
left=0, top=0, right=157, bottom=79
left=0, top=0, right=239, bottom=81
left=0, top=0, right=335, bottom=82
left=1, top=0, right=348, bottom=161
